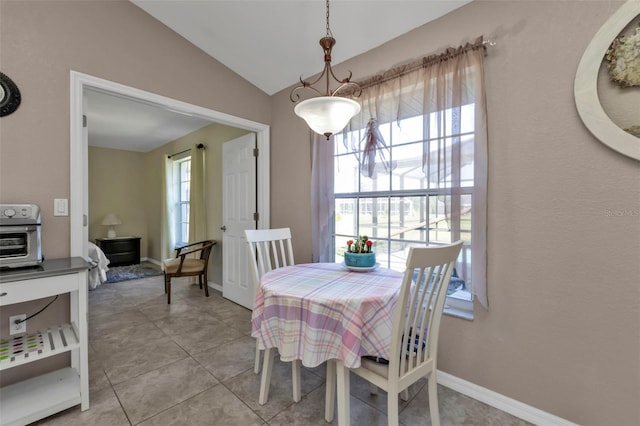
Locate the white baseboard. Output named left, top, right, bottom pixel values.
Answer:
left=437, top=370, right=578, bottom=426
left=207, top=281, right=222, bottom=292
left=141, top=257, right=162, bottom=267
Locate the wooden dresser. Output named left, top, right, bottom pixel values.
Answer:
left=95, top=236, right=141, bottom=266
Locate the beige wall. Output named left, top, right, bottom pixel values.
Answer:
left=0, top=0, right=269, bottom=258
left=0, top=0, right=268, bottom=387
left=269, top=1, right=639, bottom=425
left=1, top=0, right=639, bottom=424
left=88, top=147, right=148, bottom=253
left=89, top=123, right=249, bottom=285
left=143, top=123, right=250, bottom=285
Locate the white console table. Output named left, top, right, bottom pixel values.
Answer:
left=0, top=257, right=90, bottom=426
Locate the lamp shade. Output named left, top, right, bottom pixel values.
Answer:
left=294, top=96, right=361, bottom=138
left=101, top=213, right=122, bottom=226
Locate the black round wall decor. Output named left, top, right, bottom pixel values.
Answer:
left=0, top=72, right=22, bottom=117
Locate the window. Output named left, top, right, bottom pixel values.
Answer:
left=312, top=41, right=487, bottom=313
left=173, top=156, right=191, bottom=247
left=333, top=105, right=476, bottom=317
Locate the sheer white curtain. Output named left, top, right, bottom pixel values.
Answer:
left=310, top=133, right=335, bottom=262
left=161, top=155, right=176, bottom=261
left=314, top=38, right=488, bottom=308
left=188, top=145, right=207, bottom=243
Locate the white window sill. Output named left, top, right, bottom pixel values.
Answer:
left=444, top=291, right=474, bottom=320
left=444, top=305, right=474, bottom=320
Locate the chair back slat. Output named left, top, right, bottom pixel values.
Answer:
left=199, top=241, right=215, bottom=261
left=245, top=228, right=295, bottom=288
left=390, top=241, right=463, bottom=382
left=174, top=240, right=215, bottom=263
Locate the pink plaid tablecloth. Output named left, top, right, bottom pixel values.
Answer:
left=251, top=262, right=403, bottom=369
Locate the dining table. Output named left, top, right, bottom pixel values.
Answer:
left=250, top=261, right=404, bottom=421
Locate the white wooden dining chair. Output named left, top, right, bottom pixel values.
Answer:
left=245, top=227, right=302, bottom=404
left=330, top=241, right=463, bottom=426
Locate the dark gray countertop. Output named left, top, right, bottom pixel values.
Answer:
left=0, top=257, right=90, bottom=283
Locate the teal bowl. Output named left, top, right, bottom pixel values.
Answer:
left=344, top=252, right=376, bottom=268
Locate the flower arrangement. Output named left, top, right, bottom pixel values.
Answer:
left=346, top=235, right=374, bottom=253
left=344, top=236, right=376, bottom=268
left=606, top=25, right=640, bottom=87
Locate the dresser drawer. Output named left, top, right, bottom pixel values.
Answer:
left=103, top=240, right=136, bottom=253
left=106, top=251, right=138, bottom=266
left=95, top=237, right=141, bottom=267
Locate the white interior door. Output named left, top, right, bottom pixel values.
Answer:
left=222, top=133, right=256, bottom=309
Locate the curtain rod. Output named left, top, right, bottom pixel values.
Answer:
left=168, top=143, right=205, bottom=158
left=350, top=36, right=495, bottom=93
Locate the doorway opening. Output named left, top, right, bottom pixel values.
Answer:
left=69, top=71, right=270, bottom=293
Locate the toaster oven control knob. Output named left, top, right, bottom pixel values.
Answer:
left=3, top=208, right=16, bottom=217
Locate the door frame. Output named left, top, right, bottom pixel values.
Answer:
left=69, top=70, right=270, bottom=258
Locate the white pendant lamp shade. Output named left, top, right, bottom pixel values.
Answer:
left=294, top=96, right=361, bottom=138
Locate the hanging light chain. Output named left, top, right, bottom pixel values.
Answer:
left=289, top=0, right=361, bottom=103
left=325, top=0, right=332, bottom=38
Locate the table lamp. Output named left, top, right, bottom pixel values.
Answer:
left=101, top=213, right=122, bottom=238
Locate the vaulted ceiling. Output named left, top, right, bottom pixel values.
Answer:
left=89, top=0, right=472, bottom=151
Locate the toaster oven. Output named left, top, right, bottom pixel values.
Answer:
left=0, top=204, right=43, bottom=269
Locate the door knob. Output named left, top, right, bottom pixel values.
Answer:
left=220, top=226, right=226, bottom=232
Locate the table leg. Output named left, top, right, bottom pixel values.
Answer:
left=336, top=360, right=350, bottom=426
left=325, top=360, right=336, bottom=422
left=292, top=359, right=301, bottom=402
left=259, top=347, right=275, bottom=405
left=254, top=341, right=261, bottom=374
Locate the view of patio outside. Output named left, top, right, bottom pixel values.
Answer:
left=333, top=106, right=475, bottom=302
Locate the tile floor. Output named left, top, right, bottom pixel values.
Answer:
left=34, top=266, right=531, bottom=425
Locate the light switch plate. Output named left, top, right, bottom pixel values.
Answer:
left=54, top=198, right=68, bottom=216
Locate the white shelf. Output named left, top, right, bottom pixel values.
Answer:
left=0, top=323, right=80, bottom=370
left=0, top=367, right=81, bottom=426
left=0, top=259, right=89, bottom=425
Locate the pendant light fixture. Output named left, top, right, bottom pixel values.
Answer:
left=290, top=0, right=361, bottom=140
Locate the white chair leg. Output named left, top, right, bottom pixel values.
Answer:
left=387, top=391, right=400, bottom=426
left=258, top=348, right=275, bottom=405
left=336, top=360, right=350, bottom=426
left=428, top=374, right=441, bottom=426
left=400, top=388, right=409, bottom=401
left=254, top=342, right=261, bottom=374
left=325, top=360, right=336, bottom=422
left=292, top=359, right=301, bottom=402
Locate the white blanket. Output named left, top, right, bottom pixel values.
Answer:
left=87, top=242, right=110, bottom=290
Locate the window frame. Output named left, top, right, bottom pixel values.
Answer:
left=172, top=155, right=191, bottom=248
left=332, top=114, right=476, bottom=319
